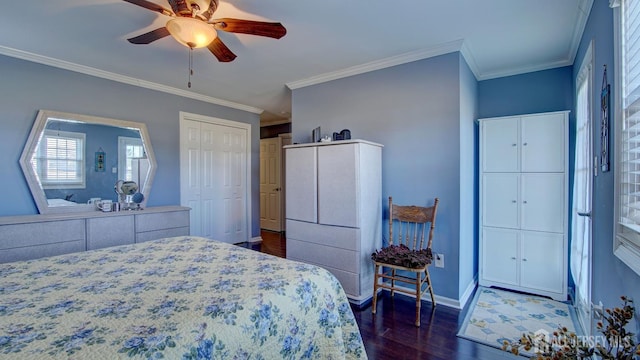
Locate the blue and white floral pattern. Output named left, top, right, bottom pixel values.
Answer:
left=0, top=236, right=367, bottom=359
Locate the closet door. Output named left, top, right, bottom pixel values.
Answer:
left=180, top=117, right=249, bottom=244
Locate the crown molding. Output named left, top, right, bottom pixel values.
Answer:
left=286, top=39, right=466, bottom=90
left=568, top=0, right=594, bottom=65
left=459, top=41, right=481, bottom=79
left=477, top=58, right=574, bottom=81
left=0, top=45, right=262, bottom=114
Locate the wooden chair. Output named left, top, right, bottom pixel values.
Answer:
left=371, top=196, right=439, bottom=327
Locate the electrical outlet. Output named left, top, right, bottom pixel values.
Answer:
left=435, top=253, right=444, bottom=268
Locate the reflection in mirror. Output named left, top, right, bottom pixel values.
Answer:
left=19, top=110, right=156, bottom=214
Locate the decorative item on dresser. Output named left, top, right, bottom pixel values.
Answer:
left=284, top=139, right=383, bottom=305
left=478, top=111, right=569, bottom=301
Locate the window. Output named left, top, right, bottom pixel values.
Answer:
left=31, top=130, right=86, bottom=189
left=118, top=136, right=148, bottom=185
left=614, top=0, right=640, bottom=275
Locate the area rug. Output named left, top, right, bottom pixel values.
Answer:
left=457, top=287, right=578, bottom=357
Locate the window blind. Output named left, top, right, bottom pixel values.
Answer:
left=32, top=131, right=85, bottom=187
left=619, top=0, right=640, bottom=250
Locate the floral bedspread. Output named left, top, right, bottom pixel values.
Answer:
left=0, top=236, right=367, bottom=359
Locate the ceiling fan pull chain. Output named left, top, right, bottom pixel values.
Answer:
left=188, top=46, right=194, bottom=88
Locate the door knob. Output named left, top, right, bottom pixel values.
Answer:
left=274, top=187, right=281, bottom=191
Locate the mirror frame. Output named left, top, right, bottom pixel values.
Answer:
left=19, top=110, right=157, bottom=214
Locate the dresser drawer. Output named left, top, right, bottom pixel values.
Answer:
left=0, top=219, right=86, bottom=263
left=286, top=220, right=360, bottom=251
left=87, top=216, right=135, bottom=250
left=135, top=210, right=189, bottom=232
left=287, top=238, right=359, bottom=272
left=136, top=226, right=190, bottom=243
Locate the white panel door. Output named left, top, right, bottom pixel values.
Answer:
left=180, top=115, right=249, bottom=244
left=259, top=137, right=282, bottom=231
left=520, top=231, right=564, bottom=293
left=481, top=117, right=519, bottom=172
left=521, top=113, right=566, bottom=172
left=213, top=124, right=247, bottom=244
left=199, top=123, right=216, bottom=239
left=520, top=173, right=565, bottom=233
left=285, top=147, right=317, bottom=223
left=482, top=173, right=519, bottom=229
left=318, top=144, right=359, bottom=227
left=481, top=227, right=518, bottom=285
left=180, top=119, right=203, bottom=236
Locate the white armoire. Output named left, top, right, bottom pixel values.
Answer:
left=284, top=140, right=382, bottom=305
left=478, top=111, right=569, bottom=301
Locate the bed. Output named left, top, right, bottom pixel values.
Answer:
left=0, top=236, right=367, bottom=359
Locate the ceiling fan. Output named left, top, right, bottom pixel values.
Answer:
left=123, top=0, right=287, bottom=62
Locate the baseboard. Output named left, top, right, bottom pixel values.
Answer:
left=459, top=277, right=478, bottom=310
left=250, top=236, right=262, bottom=243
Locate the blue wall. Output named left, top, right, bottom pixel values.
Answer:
left=574, top=0, right=640, bottom=319
left=478, top=66, right=574, bottom=119
left=292, top=53, right=471, bottom=301
left=0, top=54, right=262, bottom=237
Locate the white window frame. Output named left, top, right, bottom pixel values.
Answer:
left=32, top=129, right=86, bottom=190
left=613, top=0, right=640, bottom=275
left=118, top=136, right=146, bottom=184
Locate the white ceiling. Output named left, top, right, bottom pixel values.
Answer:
left=0, top=0, right=592, bottom=120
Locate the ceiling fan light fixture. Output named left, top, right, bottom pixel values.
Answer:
left=167, top=17, right=217, bottom=48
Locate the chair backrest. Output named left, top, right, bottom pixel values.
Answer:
left=388, top=196, right=439, bottom=251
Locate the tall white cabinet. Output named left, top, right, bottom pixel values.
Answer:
left=285, top=140, right=382, bottom=304
left=479, top=111, right=569, bottom=301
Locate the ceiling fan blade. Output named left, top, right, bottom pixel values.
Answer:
left=127, top=27, right=171, bottom=44
left=211, top=18, right=287, bottom=39
left=122, top=0, right=174, bottom=17
left=207, top=38, right=237, bottom=62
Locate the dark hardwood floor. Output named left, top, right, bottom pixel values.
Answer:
left=244, top=231, right=514, bottom=360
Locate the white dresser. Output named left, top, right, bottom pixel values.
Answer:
left=478, top=111, right=569, bottom=300
left=285, top=140, right=382, bottom=304
left=0, top=206, right=190, bottom=263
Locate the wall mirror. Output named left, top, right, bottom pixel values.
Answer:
left=19, top=110, right=157, bottom=214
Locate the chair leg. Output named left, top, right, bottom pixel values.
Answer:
left=425, top=268, right=436, bottom=307
left=390, top=268, right=396, bottom=297
left=415, top=272, right=422, bottom=327
left=372, top=264, right=379, bottom=315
